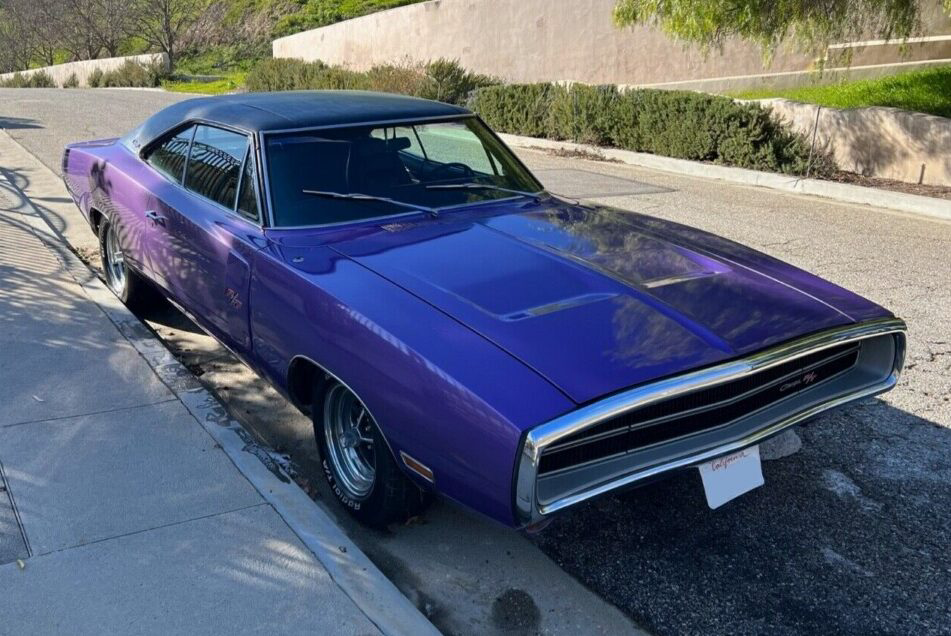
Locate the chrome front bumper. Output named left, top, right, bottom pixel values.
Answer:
left=514, top=317, right=907, bottom=525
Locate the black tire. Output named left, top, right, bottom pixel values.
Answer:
left=98, top=217, right=157, bottom=310
left=312, top=377, right=430, bottom=527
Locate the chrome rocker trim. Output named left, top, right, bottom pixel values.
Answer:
left=515, top=317, right=907, bottom=525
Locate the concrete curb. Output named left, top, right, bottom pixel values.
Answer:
left=499, top=133, right=951, bottom=222
left=0, top=134, right=438, bottom=636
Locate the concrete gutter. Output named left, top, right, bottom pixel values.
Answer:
left=499, top=134, right=951, bottom=222
left=0, top=130, right=438, bottom=636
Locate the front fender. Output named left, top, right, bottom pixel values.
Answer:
left=249, top=244, right=573, bottom=526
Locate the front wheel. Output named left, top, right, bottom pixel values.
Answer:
left=98, top=217, right=155, bottom=309
left=313, top=378, right=430, bottom=527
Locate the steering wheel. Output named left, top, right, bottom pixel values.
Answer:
left=427, top=162, right=475, bottom=180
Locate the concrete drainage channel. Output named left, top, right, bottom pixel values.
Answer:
left=1, top=130, right=643, bottom=635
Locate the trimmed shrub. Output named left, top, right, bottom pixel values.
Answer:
left=546, top=84, right=620, bottom=145
left=468, top=84, right=555, bottom=137
left=88, top=68, right=104, bottom=88
left=469, top=83, right=836, bottom=176
left=63, top=72, right=80, bottom=88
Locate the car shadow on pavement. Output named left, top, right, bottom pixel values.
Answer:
left=529, top=398, right=950, bottom=635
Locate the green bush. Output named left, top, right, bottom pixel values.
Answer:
left=63, top=72, right=79, bottom=88
left=99, top=60, right=164, bottom=88
left=0, top=72, right=26, bottom=88
left=469, top=83, right=835, bottom=176
left=0, top=71, right=56, bottom=88
left=27, top=71, right=56, bottom=88
left=417, top=58, right=497, bottom=106
left=88, top=68, right=104, bottom=88
left=245, top=58, right=330, bottom=91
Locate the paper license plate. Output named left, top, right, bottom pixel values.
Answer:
left=698, top=445, right=764, bottom=509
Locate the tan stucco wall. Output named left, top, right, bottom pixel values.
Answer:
left=0, top=53, right=169, bottom=88
left=759, top=99, right=951, bottom=186
left=273, top=0, right=951, bottom=88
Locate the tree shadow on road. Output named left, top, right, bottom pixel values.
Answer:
left=0, top=116, right=43, bottom=130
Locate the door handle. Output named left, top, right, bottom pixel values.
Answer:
left=145, top=210, right=167, bottom=226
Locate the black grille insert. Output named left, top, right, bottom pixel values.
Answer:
left=539, top=342, right=860, bottom=475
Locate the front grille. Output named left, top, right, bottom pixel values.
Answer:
left=539, top=342, right=860, bottom=474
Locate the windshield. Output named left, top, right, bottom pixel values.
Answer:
left=264, top=117, right=543, bottom=227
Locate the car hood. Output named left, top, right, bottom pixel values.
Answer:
left=287, top=200, right=888, bottom=404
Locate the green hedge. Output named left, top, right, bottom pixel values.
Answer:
left=470, top=83, right=835, bottom=176
left=245, top=57, right=496, bottom=105
left=243, top=58, right=833, bottom=176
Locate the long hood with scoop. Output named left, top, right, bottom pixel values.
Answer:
left=285, top=200, right=890, bottom=404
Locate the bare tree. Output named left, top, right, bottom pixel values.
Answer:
left=61, top=0, right=140, bottom=59
left=3, top=0, right=61, bottom=67
left=0, top=4, right=33, bottom=72
left=130, top=0, right=211, bottom=69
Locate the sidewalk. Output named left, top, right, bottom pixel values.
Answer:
left=0, top=167, right=427, bottom=632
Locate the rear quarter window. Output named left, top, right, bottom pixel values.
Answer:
left=146, top=126, right=195, bottom=183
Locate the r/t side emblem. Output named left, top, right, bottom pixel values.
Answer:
left=225, top=287, right=242, bottom=309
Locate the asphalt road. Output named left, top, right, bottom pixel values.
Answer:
left=2, top=88, right=949, bottom=635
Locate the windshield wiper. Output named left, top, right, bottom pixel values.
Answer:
left=424, top=183, right=543, bottom=200
left=302, top=189, right=439, bottom=217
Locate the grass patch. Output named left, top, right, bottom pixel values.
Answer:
left=732, top=66, right=951, bottom=118
left=163, top=72, right=248, bottom=95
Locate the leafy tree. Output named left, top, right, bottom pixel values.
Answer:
left=613, top=0, right=951, bottom=62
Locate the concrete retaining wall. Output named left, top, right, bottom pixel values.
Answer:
left=273, top=0, right=951, bottom=90
left=0, top=54, right=169, bottom=88
left=759, top=99, right=951, bottom=187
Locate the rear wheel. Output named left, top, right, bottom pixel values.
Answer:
left=98, top=217, right=155, bottom=309
left=313, top=378, right=430, bottom=526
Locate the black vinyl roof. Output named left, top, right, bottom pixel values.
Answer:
left=126, top=90, right=472, bottom=151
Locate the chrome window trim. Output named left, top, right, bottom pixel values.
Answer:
left=141, top=122, right=265, bottom=228
left=234, top=147, right=247, bottom=212
left=515, top=316, right=907, bottom=525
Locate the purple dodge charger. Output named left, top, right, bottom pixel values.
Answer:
left=63, top=91, right=906, bottom=528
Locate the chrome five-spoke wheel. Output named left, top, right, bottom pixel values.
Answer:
left=323, top=382, right=377, bottom=500
left=103, top=221, right=127, bottom=295
left=313, top=377, right=431, bottom=526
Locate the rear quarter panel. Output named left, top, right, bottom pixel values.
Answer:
left=64, top=140, right=154, bottom=273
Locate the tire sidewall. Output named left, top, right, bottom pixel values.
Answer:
left=313, top=380, right=382, bottom=520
